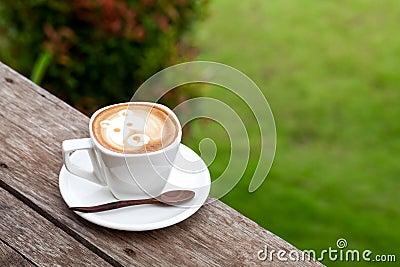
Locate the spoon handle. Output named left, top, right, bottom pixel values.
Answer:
left=70, top=198, right=160, bottom=213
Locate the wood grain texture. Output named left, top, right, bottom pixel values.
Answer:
left=0, top=188, right=111, bottom=267
left=0, top=61, right=325, bottom=266
left=0, top=240, right=34, bottom=267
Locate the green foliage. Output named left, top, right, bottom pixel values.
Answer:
left=0, top=0, right=208, bottom=114
left=191, top=0, right=400, bottom=266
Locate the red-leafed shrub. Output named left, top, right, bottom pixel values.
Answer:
left=0, top=0, right=208, bottom=114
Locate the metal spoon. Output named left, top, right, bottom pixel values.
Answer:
left=69, top=190, right=195, bottom=213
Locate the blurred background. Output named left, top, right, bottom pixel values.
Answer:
left=1, top=0, right=399, bottom=266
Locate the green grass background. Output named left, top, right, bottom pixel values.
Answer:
left=184, top=0, right=400, bottom=265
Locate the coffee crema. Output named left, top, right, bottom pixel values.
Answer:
left=92, top=103, right=179, bottom=154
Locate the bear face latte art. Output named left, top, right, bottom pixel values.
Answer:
left=92, top=103, right=179, bottom=154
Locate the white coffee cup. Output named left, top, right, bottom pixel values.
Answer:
left=62, top=102, right=182, bottom=200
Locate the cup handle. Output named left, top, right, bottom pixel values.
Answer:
left=62, top=138, right=107, bottom=186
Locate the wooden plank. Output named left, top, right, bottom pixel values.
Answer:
left=0, top=240, right=34, bottom=267
left=0, top=187, right=111, bottom=266
left=0, top=61, right=324, bottom=266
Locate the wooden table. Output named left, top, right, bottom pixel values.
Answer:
left=0, top=61, right=324, bottom=266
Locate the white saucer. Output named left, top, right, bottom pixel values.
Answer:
left=59, top=144, right=211, bottom=231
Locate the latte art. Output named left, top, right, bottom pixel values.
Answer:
left=92, top=103, right=179, bottom=154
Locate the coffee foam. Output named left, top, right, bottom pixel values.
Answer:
left=92, top=103, right=178, bottom=154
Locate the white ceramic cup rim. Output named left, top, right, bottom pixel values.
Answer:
left=89, top=102, right=182, bottom=157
